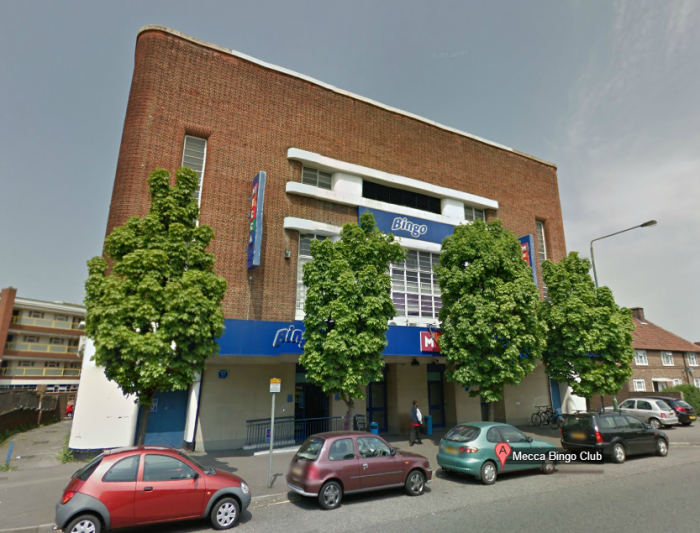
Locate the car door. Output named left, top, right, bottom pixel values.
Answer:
left=618, top=400, right=636, bottom=418
left=134, top=453, right=206, bottom=524
left=357, top=436, right=403, bottom=489
left=327, top=438, right=361, bottom=493
left=625, top=416, right=655, bottom=453
left=635, top=400, right=654, bottom=424
left=497, top=426, right=533, bottom=472
left=611, top=415, right=635, bottom=453
left=98, top=454, right=139, bottom=529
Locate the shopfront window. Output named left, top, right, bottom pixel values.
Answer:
left=390, top=250, right=441, bottom=320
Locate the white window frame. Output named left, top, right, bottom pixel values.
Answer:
left=634, top=350, right=648, bottom=366
left=661, top=351, right=674, bottom=366
left=18, top=360, right=35, bottom=367
left=301, top=167, right=332, bottom=190
left=694, top=378, right=700, bottom=389
left=49, top=338, right=65, bottom=345
left=44, top=361, right=60, bottom=368
left=633, top=379, right=646, bottom=392
left=181, top=135, right=208, bottom=208
left=686, top=352, right=698, bottom=367
left=390, top=249, right=442, bottom=321
left=28, top=311, right=44, bottom=319
left=464, top=206, right=485, bottom=222
left=672, top=379, right=682, bottom=386
left=23, top=335, right=40, bottom=343
left=54, top=314, right=69, bottom=322
left=295, top=234, right=328, bottom=316
left=536, top=221, right=547, bottom=264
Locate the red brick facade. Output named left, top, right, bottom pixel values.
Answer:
left=108, top=27, right=567, bottom=322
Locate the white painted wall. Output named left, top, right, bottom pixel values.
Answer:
left=69, top=339, right=138, bottom=450
left=332, top=172, right=363, bottom=196
left=559, top=383, right=587, bottom=414
left=441, top=198, right=465, bottom=219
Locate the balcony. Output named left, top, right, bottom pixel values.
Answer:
left=5, top=342, right=79, bottom=354
left=0, top=367, right=81, bottom=378
left=11, top=316, right=83, bottom=330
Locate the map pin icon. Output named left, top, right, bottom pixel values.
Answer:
left=496, top=442, right=512, bottom=470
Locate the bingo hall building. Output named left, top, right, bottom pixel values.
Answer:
left=70, top=26, right=583, bottom=453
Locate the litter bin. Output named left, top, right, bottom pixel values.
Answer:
left=424, top=415, right=433, bottom=436
left=369, top=422, right=379, bottom=435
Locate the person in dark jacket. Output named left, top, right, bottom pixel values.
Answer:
left=410, top=400, right=423, bottom=445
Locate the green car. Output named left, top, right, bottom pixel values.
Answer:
left=437, top=422, right=557, bottom=485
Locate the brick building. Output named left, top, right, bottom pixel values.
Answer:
left=71, top=26, right=573, bottom=452
left=627, top=307, right=700, bottom=393
left=0, top=287, right=85, bottom=393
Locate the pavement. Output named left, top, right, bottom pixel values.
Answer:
left=1, top=420, right=699, bottom=532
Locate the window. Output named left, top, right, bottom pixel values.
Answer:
left=656, top=401, right=672, bottom=410
left=625, top=416, right=645, bottom=429
left=637, top=400, right=652, bottom=411
left=687, top=353, right=699, bottom=367
left=74, top=455, right=103, bottom=481
left=612, top=415, right=629, bottom=429
left=661, top=351, right=674, bottom=366
left=633, top=379, right=646, bottom=392
left=357, top=437, right=392, bottom=458
left=672, top=379, right=682, bottom=386
left=67, top=362, right=81, bottom=369
left=301, top=167, right=332, bottom=190
left=295, top=437, right=325, bottom=461
left=181, top=135, right=207, bottom=206
left=390, top=250, right=442, bottom=320
left=598, top=417, right=616, bottom=429
left=54, top=314, right=69, bottom=322
left=619, top=400, right=635, bottom=409
left=498, top=426, right=529, bottom=444
left=103, top=455, right=140, bottom=483
left=634, top=350, right=648, bottom=366
left=143, top=454, right=197, bottom=481
left=50, top=338, right=65, bottom=345
left=23, top=335, right=40, bottom=343
left=535, top=221, right=547, bottom=264
left=44, top=361, right=60, bottom=368
left=28, top=311, right=44, bottom=319
left=296, top=234, right=328, bottom=313
left=486, top=427, right=501, bottom=443
left=328, top=438, right=356, bottom=461
left=18, top=361, right=35, bottom=367
left=694, top=378, right=700, bottom=388
left=444, top=425, right=480, bottom=443
left=362, top=180, right=441, bottom=215
left=464, top=206, right=486, bottom=222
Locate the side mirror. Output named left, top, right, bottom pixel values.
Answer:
left=193, top=472, right=200, bottom=480
left=526, top=437, right=533, bottom=443
left=390, top=448, right=397, bottom=456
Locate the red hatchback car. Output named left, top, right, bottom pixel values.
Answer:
left=287, top=431, right=432, bottom=509
left=55, top=446, right=251, bottom=533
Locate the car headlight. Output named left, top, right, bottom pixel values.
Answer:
left=241, top=482, right=250, bottom=494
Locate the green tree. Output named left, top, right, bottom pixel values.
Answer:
left=436, top=219, right=546, bottom=420
left=84, top=167, right=227, bottom=444
left=300, top=212, right=406, bottom=427
left=664, top=384, right=700, bottom=413
left=539, top=252, right=635, bottom=403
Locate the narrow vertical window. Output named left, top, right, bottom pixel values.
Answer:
left=536, top=221, right=547, bottom=264
left=296, top=234, right=328, bottom=314
left=181, top=136, right=207, bottom=206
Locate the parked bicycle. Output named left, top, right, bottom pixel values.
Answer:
left=531, top=405, right=563, bottom=429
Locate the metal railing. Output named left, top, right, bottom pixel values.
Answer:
left=245, top=414, right=367, bottom=449
left=0, top=390, right=58, bottom=415
left=0, top=368, right=81, bottom=377
left=11, top=316, right=83, bottom=330
left=5, top=342, right=79, bottom=354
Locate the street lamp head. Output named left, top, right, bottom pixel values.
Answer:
left=641, top=220, right=657, bottom=228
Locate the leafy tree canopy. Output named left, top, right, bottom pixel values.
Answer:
left=84, top=167, right=227, bottom=442
left=436, top=219, right=546, bottom=406
left=540, top=252, right=634, bottom=398
left=300, top=212, right=406, bottom=421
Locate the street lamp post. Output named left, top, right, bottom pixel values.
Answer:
left=589, top=220, right=657, bottom=411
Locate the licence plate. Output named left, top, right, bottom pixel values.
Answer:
left=571, top=432, right=586, bottom=440
left=292, top=465, right=303, bottom=475
left=444, top=447, right=459, bottom=454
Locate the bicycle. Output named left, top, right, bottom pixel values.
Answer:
left=531, top=405, right=563, bottom=429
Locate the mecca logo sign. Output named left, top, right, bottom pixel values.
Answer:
left=391, top=217, right=428, bottom=238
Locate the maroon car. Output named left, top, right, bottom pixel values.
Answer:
left=287, top=431, right=432, bottom=509
left=54, top=446, right=251, bottom=532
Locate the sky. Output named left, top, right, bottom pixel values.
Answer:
left=1, top=0, right=698, bottom=343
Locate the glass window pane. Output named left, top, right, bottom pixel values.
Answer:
left=475, top=209, right=485, bottom=221
left=103, top=455, right=140, bottom=483
left=419, top=253, right=432, bottom=271
left=143, top=455, right=196, bottom=482
left=464, top=207, right=474, bottom=221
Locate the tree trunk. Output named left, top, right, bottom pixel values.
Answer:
left=487, top=401, right=495, bottom=422
left=135, top=391, right=157, bottom=445
left=344, top=398, right=355, bottom=430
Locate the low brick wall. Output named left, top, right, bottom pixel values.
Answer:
left=586, top=391, right=684, bottom=410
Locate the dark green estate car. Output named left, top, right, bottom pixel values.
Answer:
left=437, top=422, right=558, bottom=485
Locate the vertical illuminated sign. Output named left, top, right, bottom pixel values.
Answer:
left=518, top=234, right=538, bottom=287
left=247, top=171, right=266, bottom=270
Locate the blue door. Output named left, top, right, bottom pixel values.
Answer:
left=142, top=390, right=188, bottom=448
left=427, top=364, right=446, bottom=428
left=367, top=367, right=388, bottom=432
left=549, top=378, right=562, bottom=414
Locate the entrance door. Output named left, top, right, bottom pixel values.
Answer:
left=367, top=367, right=388, bottom=432
left=142, top=390, right=188, bottom=448
left=427, top=364, right=445, bottom=428
left=295, top=365, right=329, bottom=441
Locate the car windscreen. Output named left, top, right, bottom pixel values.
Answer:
left=178, top=450, right=214, bottom=475
left=73, top=454, right=103, bottom=480
left=444, top=425, right=480, bottom=442
left=295, top=437, right=325, bottom=460
left=563, top=416, right=593, bottom=430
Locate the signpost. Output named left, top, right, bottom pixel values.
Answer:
left=268, top=377, right=281, bottom=488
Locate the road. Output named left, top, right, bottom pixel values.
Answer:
left=117, top=446, right=700, bottom=533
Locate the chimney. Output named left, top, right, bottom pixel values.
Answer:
left=630, top=307, right=645, bottom=321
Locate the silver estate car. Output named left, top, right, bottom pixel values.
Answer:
left=616, top=398, right=679, bottom=428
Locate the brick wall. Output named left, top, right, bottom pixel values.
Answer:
left=628, top=350, right=694, bottom=393
left=108, top=28, right=567, bottom=322
left=588, top=391, right=684, bottom=410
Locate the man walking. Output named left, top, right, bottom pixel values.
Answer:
left=410, top=400, right=423, bottom=446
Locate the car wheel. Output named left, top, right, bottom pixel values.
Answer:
left=480, top=461, right=497, bottom=485
left=318, top=481, right=343, bottom=510
left=541, top=459, right=555, bottom=475
left=65, top=514, right=101, bottom=533
left=649, top=418, right=661, bottom=429
left=210, top=497, right=240, bottom=530
left=405, top=469, right=426, bottom=496
left=656, top=438, right=669, bottom=457
left=611, top=443, right=626, bottom=464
